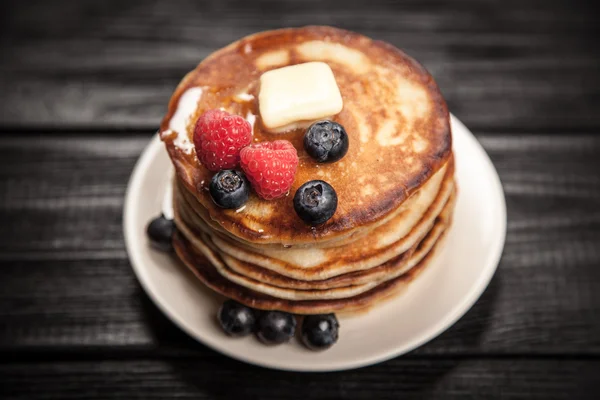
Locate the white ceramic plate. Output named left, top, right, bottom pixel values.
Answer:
left=124, top=114, right=506, bottom=372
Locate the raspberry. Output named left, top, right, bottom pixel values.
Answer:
left=193, top=109, right=252, bottom=171
left=240, top=140, right=299, bottom=200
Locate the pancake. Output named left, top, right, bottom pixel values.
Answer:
left=175, top=159, right=449, bottom=251
left=160, top=26, right=452, bottom=247
left=175, top=192, right=454, bottom=299
left=175, top=170, right=454, bottom=283
left=176, top=156, right=451, bottom=251
left=206, top=161, right=453, bottom=275
left=174, top=161, right=453, bottom=279
left=219, top=192, right=454, bottom=290
left=160, top=26, right=456, bottom=315
left=172, top=221, right=451, bottom=314
left=205, top=217, right=445, bottom=301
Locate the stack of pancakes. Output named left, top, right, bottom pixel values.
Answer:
left=160, top=26, right=455, bottom=314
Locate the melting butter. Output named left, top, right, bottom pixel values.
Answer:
left=258, top=62, right=343, bottom=133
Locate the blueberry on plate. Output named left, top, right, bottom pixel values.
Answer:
left=256, top=311, right=297, bottom=345
left=217, top=300, right=256, bottom=337
left=209, top=169, right=250, bottom=209
left=293, top=180, right=338, bottom=225
left=301, top=314, right=339, bottom=351
left=146, top=214, right=175, bottom=252
left=304, top=120, right=349, bottom=163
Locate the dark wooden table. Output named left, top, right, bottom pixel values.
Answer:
left=1, top=0, right=599, bottom=398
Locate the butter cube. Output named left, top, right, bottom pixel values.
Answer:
left=258, top=62, right=343, bottom=133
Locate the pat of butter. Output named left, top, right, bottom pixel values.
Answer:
left=258, top=62, right=343, bottom=133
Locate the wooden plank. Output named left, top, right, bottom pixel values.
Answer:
left=0, top=0, right=598, bottom=130
left=0, top=359, right=597, bottom=399
left=0, top=133, right=599, bottom=354
left=0, top=135, right=145, bottom=260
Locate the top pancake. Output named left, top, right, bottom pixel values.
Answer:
left=159, top=26, right=452, bottom=246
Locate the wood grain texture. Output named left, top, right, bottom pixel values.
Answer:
left=0, top=0, right=598, bottom=130
left=0, top=359, right=598, bottom=400
left=1, top=133, right=599, bottom=356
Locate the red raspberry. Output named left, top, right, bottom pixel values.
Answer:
left=193, top=109, right=252, bottom=171
left=240, top=140, right=299, bottom=200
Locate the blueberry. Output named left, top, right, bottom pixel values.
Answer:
left=301, top=314, right=339, bottom=351
left=256, top=311, right=297, bottom=345
left=217, top=300, right=256, bottom=337
left=304, top=120, right=349, bottom=163
left=146, top=214, right=175, bottom=252
left=293, top=180, right=338, bottom=225
left=209, top=169, right=249, bottom=209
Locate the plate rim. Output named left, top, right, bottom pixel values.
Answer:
left=123, top=114, right=507, bottom=372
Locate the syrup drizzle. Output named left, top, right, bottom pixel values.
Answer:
left=161, top=87, right=204, bottom=154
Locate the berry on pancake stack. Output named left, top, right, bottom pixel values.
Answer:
left=156, top=26, right=455, bottom=349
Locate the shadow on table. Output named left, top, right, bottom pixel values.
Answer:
left=136, top=270, right=500, bottom=399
